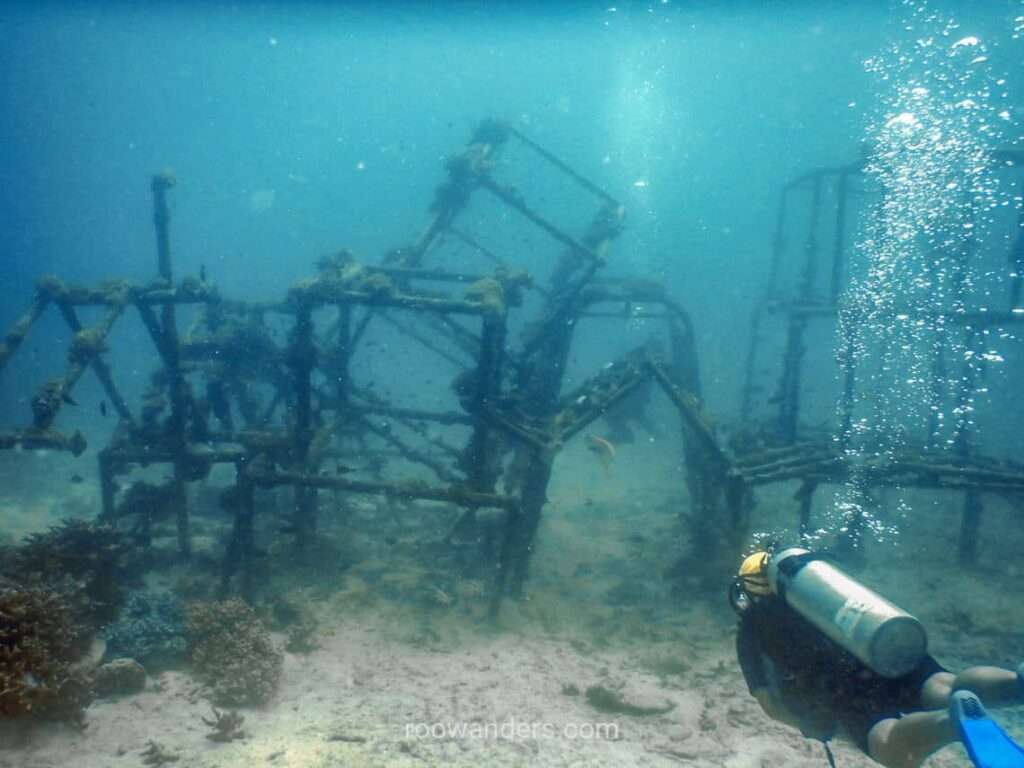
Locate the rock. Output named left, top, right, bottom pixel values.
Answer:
left=585, top=684, right=676, bottom=716
left=94, top=658, right=147, bottom=697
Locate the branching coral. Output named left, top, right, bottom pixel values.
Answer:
left=0, top=584, right=93, bottom=722
left=186, top=599, right=282, bottom=706
left=6, top=519, right=131, bottom=626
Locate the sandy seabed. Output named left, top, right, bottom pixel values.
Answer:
left=1, top=440, right=1021, bottom=767
left=0, top=609, right=988, bottom=768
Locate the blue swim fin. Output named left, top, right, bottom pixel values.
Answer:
left=950, top=690, right=1024, bottom=768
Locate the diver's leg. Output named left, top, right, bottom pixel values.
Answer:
left=919, top=672, right=955, bottom=709
left=866, top=711, right=958, bottom=768
left=920, top=667, right=1023, bottom=709
left=953, top=666, right=1023, bottom=707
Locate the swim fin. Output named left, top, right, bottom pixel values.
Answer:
left=950, top=690, right=1024, bottom=768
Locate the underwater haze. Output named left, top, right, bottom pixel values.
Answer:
left=1, top=1, right=1023, bottom=767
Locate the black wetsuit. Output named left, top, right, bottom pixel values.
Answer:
left=736, top=594, right=945, bottom=751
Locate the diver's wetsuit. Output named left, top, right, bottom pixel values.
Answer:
left=737, top=594, right=946, bottom=751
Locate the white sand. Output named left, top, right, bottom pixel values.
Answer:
left=1, top=439, right=1021, bottom=767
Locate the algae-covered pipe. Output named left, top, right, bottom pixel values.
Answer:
left=152, top=170, right=191, bottom=557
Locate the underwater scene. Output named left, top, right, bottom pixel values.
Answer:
left=1, top=1, right=1023, bottom=766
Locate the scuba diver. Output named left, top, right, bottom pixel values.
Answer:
left=731, top=548, right=1024, bottom=768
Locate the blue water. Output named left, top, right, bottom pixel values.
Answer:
left=1, top=3, right=1023, bottom=765
left=2, top=0, right=1013, bottom=414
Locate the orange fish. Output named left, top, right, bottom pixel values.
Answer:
left=586, top=434, right=616, bottom=477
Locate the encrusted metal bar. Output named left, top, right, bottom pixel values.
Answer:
left=343, top=391, right=469, bottom=428
left=462, top=310, right=506, bottom=492
left=830, top=171, right=851, bottom=303
left=152, top=170, right=191, bottom=557
left=0, top=290, right=49, bottom=375
left=476, top=174, right=602, bottom=264
left=518, top=260, right=602, bottom=361
left=247, top=467, right=516, bottom=510
left=376, top=310, right=471, bottom=370
left=288, top=302, right=318, bottom=551
left=552, top=349, right=650, bottom=445
left=359, top=416, right=459, bottom=484
left=646, top=356, right=726, bottom=469
left=221, top=465, right=257, bottom=599
left=498, top=200, right=625, bottom=605
left=31, top=302, right=126, bottom=431
left=396, top=119, right=510, bottom=268
left=54, top=300, right=135, bottom=426
left=505, top=124, right=621, bottom=207
left=0, top=429, right=86, bottom=455
left=446, top=226, right=509, bottom=269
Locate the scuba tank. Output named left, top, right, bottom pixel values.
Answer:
left=766, top=547, right=928, bottom=678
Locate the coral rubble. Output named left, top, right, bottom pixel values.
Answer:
left=202, top=707, right=246, bottom=741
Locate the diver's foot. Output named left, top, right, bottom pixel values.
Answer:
left=950, top=689, right=987, bottom=725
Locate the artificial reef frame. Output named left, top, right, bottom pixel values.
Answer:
left=0, top=120, right=739, bottom=615
left=736, top=149, right=1024, bottom=562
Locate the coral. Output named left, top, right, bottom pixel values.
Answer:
left=464, top=277, right=506, bottom=314
left=357, top=271, right=395, bottom=298
left=186, top=599, right=282, bottom=706
left=202, top=707, right=246, bottom=742
left=7, top=519, right=131, bottom=627
left=103, top=592, right=186, bottom=669
left=0, top=584, right=93, bottom=722
left=152, top=167, right=177, bottom=191
left=68, top=327, right=109, bottom=365
left=30, top=380, right=64, bottom=427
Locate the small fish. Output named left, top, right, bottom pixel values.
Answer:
left=586, top=434, right=616, bottom=478
left=99, top=400, right=108, bottom=417
left=61, top=391, right=78, bottom=406
left=200, top=264, right=207, bottom=282
left=70, top=474, right=84, bottom=484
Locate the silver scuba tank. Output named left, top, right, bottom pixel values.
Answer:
left=766, top=547, right=928, bottom=678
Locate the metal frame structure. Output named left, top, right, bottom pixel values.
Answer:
left=737, top=149, right=1024, bottom=561
left=0, top=120, right=737, bottom=615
